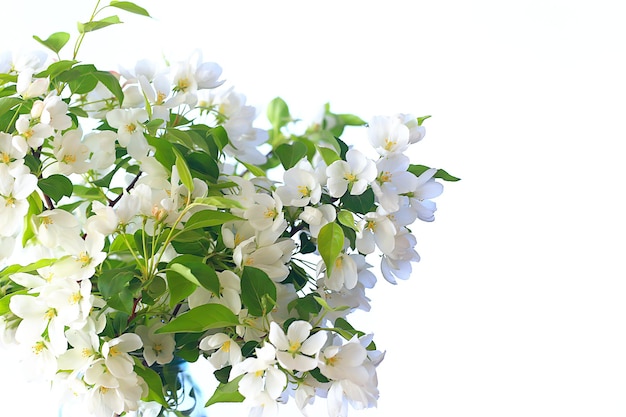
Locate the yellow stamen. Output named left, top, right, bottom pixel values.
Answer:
left=383, top=138, right=396, bottom=151
left=379, top=171, right=392, bottom=183
left=156, top=91, right=167, bottom=104
left=81, top=348, right=93, bottom=358
left=244, top=257, right=254, bottom=266
left=4, top=196, right=16, bottom=207
left=324, top=356, right=338, bottom=366
left=78, top=252, right=91, bottom=267
left=69, top=292, right=82, bottom=304
left=109, top=346, right=120, bottom=356
left=1, top=152, right=10, bottom=164
left=125, top=123, right=137, bottom=134
left=297, top=185, right=311, bottom=197
left=32, top=341, right=46, bottom=355
left=344, top=172, right=357, bottom=182
left=264, top=208, right=277, bottom=219
left=62, top=154, right=76, bottom=164
left=22, top=128, right=34, bottom=139
left=44, top=308, right=56, bottom=321
left=222, top=340, right=231, bottom=353
left=177, top=78, right=190, bottom=92
left=335, top=256, right=343, bottom=269
left=288, top=341, right=301, bottom=353
left=366, top=220, right=376, bottom=231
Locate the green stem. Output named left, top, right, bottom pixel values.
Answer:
left=72, top=0, right=103, bottom=60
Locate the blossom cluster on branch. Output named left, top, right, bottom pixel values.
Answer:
left=0, top=2, right=458, bottom=417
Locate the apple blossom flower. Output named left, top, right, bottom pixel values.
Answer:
left=323, top=252, right=358, bottom=291
left=396, top=113, right=426, bottom=144
left=355, top=212, right=396, bottom=255
left=326, top=148, right=377, bottom=198
left=269, top=321, right=327, bottom=372
left=371, top=153, right=416, bottom=213
left=275, top=162, right=322, bottom=208
left=299, top=204, right=336, bottom=238
left=199, top=332, right=243, bottom=368
left=52, top=127, right=90, bottom=175
left=106, top=108, right=149, bottom=158
left=0, top=132, right=27, bottom=170
left=83, top=130, right=117, bottom=170
left=380, top=227, right=421, bottom=284
left=16, top=68, right=49, bottom=98
left=406, top=167, right=444, bottom=222
left=0, top=164, right=37, bottom=237
left=32, top=93, right=72, bottom=132
left=188, top=269, right=242, bottom=314
left=36, top=208, right=81, bottom=249
left=135, top=322, right=175, bottom=366
left=367, top=115, right=410, bottom=156
left=230, top=343, right=287, bottom=405
left=14, top=113, right=54, bottom=150
left=101, top=333, right=143, bottom=378
left=244, top=192, right=285, bottom=232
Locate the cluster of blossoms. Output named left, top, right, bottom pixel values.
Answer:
left=0, top=3, right=457, bottom=417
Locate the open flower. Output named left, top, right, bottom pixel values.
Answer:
left=326, top=148, right=376, bottom=198
left=269, top=321, right=327, bottom=372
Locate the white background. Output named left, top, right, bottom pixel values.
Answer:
left=1, top=1, right=625, bottom=416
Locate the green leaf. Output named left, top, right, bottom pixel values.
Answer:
left=133, top=360, right=168, bottom=407
left=0, top=290, right=27, bottom=315
left=156, top=304, right=240, bottom=334
left=173, top=148, right=194, bottom=193
left=93, top=70, right=124, bottom=105
left=317, top=222, right=344, bottom=277
left=165, top=269, right=196, bottom=307
left=77, top=15, right=123, bottom=33
left=184, top=209, right=241, bottom=232
left=340, top=187, right=375, bottom=214
left=0, top=258, right=56, bottom=280
left=35, top=60, right=78, bottom=79
left=38, top=175, right=73, bottom=203
left=408, top=164, right=461, bottom=182
left=194, top=196, right=244, bottom=210
left=417, top=115, right=431, bottom=126
left=0, top=97, right=23, bottom=115
left=337, top=210, right=359, bottom=232
left=266, top=97, right=291, bottom=130
left=317, top=146, right=340, bottom=166
left=241, top=266, right=277, bottom=317
left=240, top=160, right=265, bottom=177
left=169, top=256, right=220, bottom=295
left=275, top=142, right=307, bottom=170
left=109, top=1, right=151, bottom=17
left=205, top=375, right=244, bottom=407
left=32, top=32, right=70, bottom=54
left=146, top=135, right=176, bottom=170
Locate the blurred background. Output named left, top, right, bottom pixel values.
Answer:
left=1, top=1, right=625, bottom=416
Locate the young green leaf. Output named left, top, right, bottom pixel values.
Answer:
left=173, top=148, right=195, bottom=194
left=32, top=32, right=71, bottom=54
left=408, top=164, right=461, bottom=181
left=205, top=375, right=245, bottom=407
left=109, top=1, right=151, bottom=17
left=317, top=146, right=340, bottom=166
left=184, top=210, right=241, bottom=232
left=133, top=361, right=168, bottom=407
left=38, top=174, right=73, bottom=203
left=317, top=222, right=344, bottom=277
left=417, top=115, right=431, bottom=125
left=337, top=210, right=359, bottom=232
left=266, top=97, right=291, bottom=130
left=77, top=15, right=122, bottom=33
left=241, top=266, right=277, bottom=317
left=156, top=304, right=240, bottom=334
left=0, top=97, right=23, bottom=115
left=275, top=142, right=307, bottom=170
left=93, top=70, right=124, bottom=105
